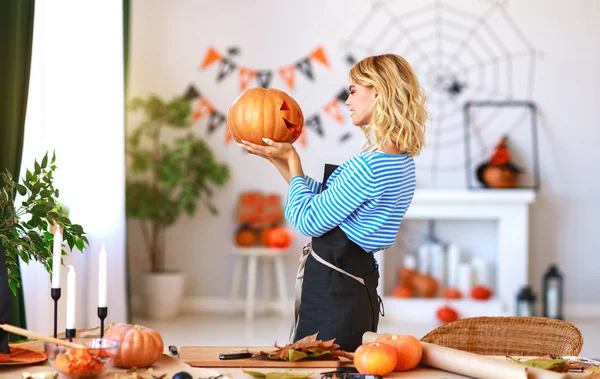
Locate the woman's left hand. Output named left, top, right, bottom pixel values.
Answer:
left=240, top=138, right=297, bottom=161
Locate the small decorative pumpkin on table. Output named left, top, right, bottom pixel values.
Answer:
left=476, top=136, right=522, bottom=189
left=227, top=87, right=304, bottom=145
left=103, top=323, right=164, bottom=368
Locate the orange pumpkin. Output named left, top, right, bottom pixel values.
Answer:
left=442, top=287, right=462, bottom=299
left=392, top=286, right=413, bottom=298
left=435, top=305, right=459, bottom=324
left=263, top=226, right=292, bottom=248
left=227, top=87, right=304, bottom=145
left=412, top=274, right=439, bottom=298
left=236, top=227, right=257, bottom=247
left=483, top=165, right=519, bottom=188
left=374, top=334, right=422, bottom=371
left=354, top=342, right=397, bottom=376
left=104, top=323, right=163, bottom=368
left=471, top=285, right=493, bottom=300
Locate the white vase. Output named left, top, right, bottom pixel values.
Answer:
left=141, top=271, right=185, bottom=320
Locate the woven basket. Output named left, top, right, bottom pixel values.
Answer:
left=421, top=316, right=583, bottom=356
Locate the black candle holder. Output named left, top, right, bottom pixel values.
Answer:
left=51, top=288, right=61, bottom=338
left=65, top=328, right=76, bottom=342
left=97, top=307, right=107, bottom=338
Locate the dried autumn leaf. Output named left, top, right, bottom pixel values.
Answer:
left=250, top=333, right=352, bottom=362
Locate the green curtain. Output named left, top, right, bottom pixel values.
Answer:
left=123, top=0, right=132, bottom=323
left=0, top=0, right=36, bottom=340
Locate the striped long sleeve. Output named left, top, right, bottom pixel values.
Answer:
left=283, top=152, right=416, bottom=253
left=284, top=156, right=374, bottom=237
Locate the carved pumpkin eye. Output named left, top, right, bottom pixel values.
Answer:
left=280, top=100, right=291, bottom=111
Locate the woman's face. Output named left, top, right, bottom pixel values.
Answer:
left=345, top=79, right=378, bottom=126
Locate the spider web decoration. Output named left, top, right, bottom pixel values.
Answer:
left=341, top=0, right=541, bottom=187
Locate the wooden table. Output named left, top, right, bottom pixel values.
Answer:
left=0, top=342, right=472, bottom=379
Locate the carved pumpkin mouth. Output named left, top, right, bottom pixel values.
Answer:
left=280, top=100, right=303, bottom=139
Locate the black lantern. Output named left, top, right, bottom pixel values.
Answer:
left=543, top=264, right=564, bottom=319
left=516, top=285, right=537, bottom=317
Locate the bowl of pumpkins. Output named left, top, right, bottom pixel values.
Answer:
left=44, top=337, right=120, bottom=378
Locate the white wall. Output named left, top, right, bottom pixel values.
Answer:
left=127, top=0, right=600, bottom=315
left=20, top=1, right=127, bottom=334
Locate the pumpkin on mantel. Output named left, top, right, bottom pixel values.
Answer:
left=104, top=323, right=164, bottom=368
left=227, top=87, right=304, bottom=145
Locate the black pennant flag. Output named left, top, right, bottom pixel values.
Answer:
left=337, top=88, right=349, bottom=102
left=339, top=132, right=353, bottom=144
left=183, top=84, right=201, bottom=100
left=207, top=111, right=227, bottom=134
left=296, top=58, right=314, bottom=81
left=256, top=71, right=273, bottom=88
left=217, top=58, right=237, bottom=82
left=305, top=114, right=324, bottom=137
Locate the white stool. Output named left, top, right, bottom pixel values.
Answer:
left=229, top=246, right=289, bottom=320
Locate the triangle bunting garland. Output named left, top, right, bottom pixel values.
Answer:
left=199, top=45, right=330, bottom=91
left=239, top=67, right=257, bottom=91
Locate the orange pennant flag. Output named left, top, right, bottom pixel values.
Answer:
left=225, top=128, right=233, bottom=144
left=200, top=47, right=222, bottom=69
left=239, top=67, right=257, bottom=92
left=323, top=98, right=343, bottom=124
left=298, top=128, right=307, bottom=147
left=278, top=65, right=296, bottom=91
left=309, top=46, right=330, bottom=68
left=191, top=97, right=214, bottom=121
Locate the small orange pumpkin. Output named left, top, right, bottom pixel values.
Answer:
left=436, top=305, right=459, bottom=324
left=104, top=323, right=163, bottom=368
left=236, top=227, right=257, bottom=247
left=392, top=286, right=413, bottom=298
left=442, top=287, right=462, bottom=299
left=227, top=87, right=304, bottom=145
left=264, top=226, right=292, bottom=248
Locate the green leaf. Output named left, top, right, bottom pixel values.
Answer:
left=75, top=238, right=84, bottom=251
left=9, top=279, right=18, bottom=296
left=242, top=369, right=266, bottom=378
left=288, top=349, right=308, bottom=362
left=41, top=153, right=48, bottom=168
left=16, top=184, right=27, bottom=196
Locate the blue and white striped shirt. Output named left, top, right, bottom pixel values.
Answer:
left=284, top=151, right=416, bottom=253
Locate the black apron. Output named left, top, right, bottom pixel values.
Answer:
left=291, top=164, right=382, bottom=352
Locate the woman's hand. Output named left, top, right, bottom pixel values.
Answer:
left=240, top=138, right=297, bottom=162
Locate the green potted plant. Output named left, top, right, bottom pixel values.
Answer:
left=0, top=152, right=88, bottom=353
left=126, top=93, right=230, bottom=320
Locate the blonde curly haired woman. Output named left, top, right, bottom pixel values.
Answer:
left=241, top=54, right=427, bottom=351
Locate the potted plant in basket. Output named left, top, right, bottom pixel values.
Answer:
left=126, top=93, right=230, bottom=320
left=0, top=152, right=88, bottom=353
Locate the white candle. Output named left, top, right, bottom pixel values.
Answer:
left=446, top=244, right=462, bottom=288
left=51, top=226, right=63, bottom=288
left=98, top=245, right=107, bottom=308
left=472, top=257, right=491, bottom=287
left=66, top=265, right=76, bottom=329
left=417, top=244, right=430, bottom=274
left=429, top=243, right=446, bottom=290
left=457, top=263, right=473, bottom=297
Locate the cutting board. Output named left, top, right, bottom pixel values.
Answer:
left=180, top=346, right=354, bottom=368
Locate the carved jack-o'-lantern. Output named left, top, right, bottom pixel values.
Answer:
left=227, top=88, right=304, bottom=145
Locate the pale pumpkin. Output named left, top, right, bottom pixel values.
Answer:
left=227, top=87, right=304, bottom=145
left=104, top=323, right=164, bottom=368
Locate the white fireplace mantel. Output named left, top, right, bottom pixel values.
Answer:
left=375, top=189, right=536, bottom=322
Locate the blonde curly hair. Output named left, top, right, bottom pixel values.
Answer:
left=349, top=54, right=428, bottom=157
